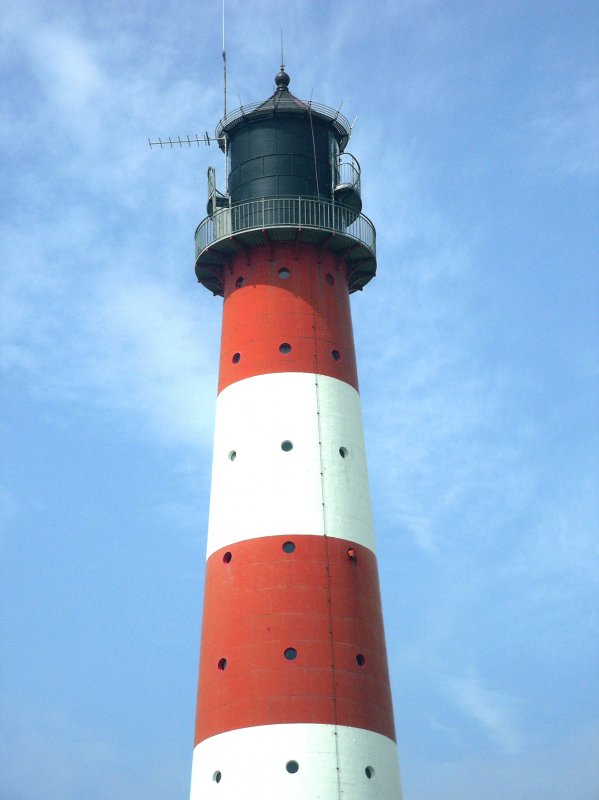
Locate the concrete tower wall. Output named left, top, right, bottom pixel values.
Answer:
left=190, top=240, right=402, bottom=798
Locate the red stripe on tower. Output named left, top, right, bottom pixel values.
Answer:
left=190, top=67, right=402, bottom=798
left=218, top=244, right=359, bottom=393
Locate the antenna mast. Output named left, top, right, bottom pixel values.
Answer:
left=222, top=0, right=227, bottom=117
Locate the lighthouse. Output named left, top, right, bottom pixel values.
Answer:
left=190, top=67, right=402, bottom=799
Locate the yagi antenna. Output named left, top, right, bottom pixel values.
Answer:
left=147, top=133, right=224, bottom=148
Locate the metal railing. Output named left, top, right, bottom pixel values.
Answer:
left=216, top=101, right=352, bottom=150
left=336, top=153, right=361, bottom=194
left=195, top=196, right=376, bottom=262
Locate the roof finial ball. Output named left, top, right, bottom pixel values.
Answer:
left=275, top=66, right=290, bottom=91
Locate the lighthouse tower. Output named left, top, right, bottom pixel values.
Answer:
left=190, top=68, right=402, bottom=799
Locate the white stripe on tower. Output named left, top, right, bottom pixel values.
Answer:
left=206, top=372, right=375, bottom=555
left=191, top=725, right=401, bottom=797
left=190, top=242, right=402, bottom=798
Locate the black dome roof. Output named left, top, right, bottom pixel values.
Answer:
left=215, top=70, right=352, bottom=152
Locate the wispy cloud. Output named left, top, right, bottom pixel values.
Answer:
left=1, top=242, right=219, bottom=448
left=531, top=72, right=599, bottom=178
left=74, top=273, right=219, bottom=448
left=405, top=720, right=599, bottom=800
left=0, top=5, right=223, bottom=453
left=512, top=477, right=599, bottom=595
left=28, top=26, right=107, bottom=110
left=443, top=668, right=522, bottom=753
left=356, top=189, right=532, bottom=555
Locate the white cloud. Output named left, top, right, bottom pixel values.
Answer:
left=1, top=2, right=106, bottom=111
left=357, top=207, right=531, bottom=555
left=531, top=72, right=599, bottom=178
left=74, top=272, right=219, bottom=448
left=2, top=254, right=219, bottom=450
left=404, top=720, right=599, bottom=800
left=0, top=3, right=223, bottom=454
left=443, top=668, right=522, bottom=753
left=512, top=477, right=599, bottom=596
left=29, top=27, right=106, bottom=109
left=1, top=205, right=219, bottom=450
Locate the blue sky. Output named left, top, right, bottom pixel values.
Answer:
left=1, top=1, right=598, bottom=798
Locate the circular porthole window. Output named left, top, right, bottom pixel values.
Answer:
left=281, top=440, right=293, bottom=452
left=286, top=760, right=299, bottom=774
left=222, top=551, right=232, bottom=564
left=365, top=766, right=375, bottom=779
left=325, top=273, right=334, bottom=285
left=331, top=349, right=340, bottom=361
left=213, top=770, right=222, bottom=783
left=339, top=447, right=348, bottom=458
left=279, top=342, right=292, bottom=354
left=235, top=276, right=244, bottom=288
left=356, top=653, right=366, bottom=667
left=278, top=267, right=291, bottom=279
left=284, top=647, right=298, bottom=660
left=217, top=658, right=227, bottom=671
left=228, top=450, right=237, bottom=461
left=232, top=352, right=241, bottom=364
left=282, top=541, right=296, bottom=553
